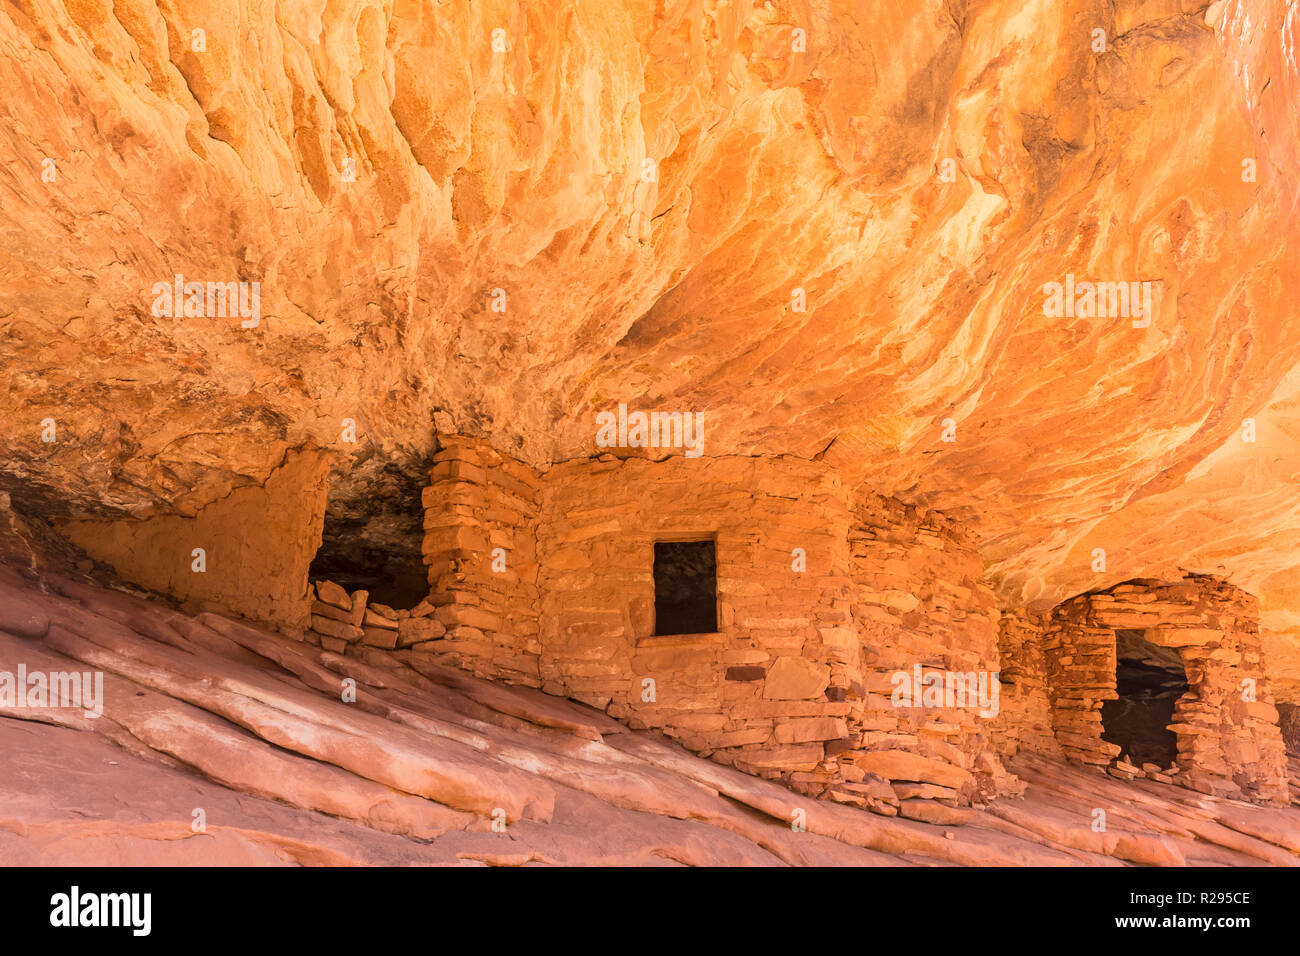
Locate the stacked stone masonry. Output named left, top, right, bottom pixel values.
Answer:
left=420, top=438, right=543, bottom=686
left=305, top=438, right=1018, bottom=814
left=991, top=611, right=1063, bottom=760
left=845, top=494, right=1018, bottom=808
left=295, top=436, right=1292, bottom=813
left=303, top=578, right=445, bottom=654
left=536, top=453, right=888, bottom=803
left=1045, top=576, right=1289, bottom=805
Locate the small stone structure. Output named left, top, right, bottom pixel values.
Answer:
left=1043, top=576, right=1289, bottom=805
left=306, top=435, right=1019, bottom=815
left=420, top=440, right=542, bottom=686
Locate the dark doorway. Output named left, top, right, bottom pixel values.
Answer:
left=1101, top=629, right=1188, bottom=768
left=308, top=460, right=431, bottom=609
left=653, top=540, right=717, bottom=635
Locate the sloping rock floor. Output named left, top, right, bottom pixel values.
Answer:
left=1, top=567, right=1298, bottom=867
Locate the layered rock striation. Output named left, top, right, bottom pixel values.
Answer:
left=2, top=1, right=1300, bottom=690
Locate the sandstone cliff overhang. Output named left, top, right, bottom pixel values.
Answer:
left=2, top=0, right=1299, bottom=694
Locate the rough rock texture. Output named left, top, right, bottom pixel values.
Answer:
left=993, top=611, right=1062, bottom=759
left=3, top=1, right=1300, bottom=697
left=535, top=451, right=860, bottom=783
left=422, top=436, right=543, bottom=684
left=282, top=435, right=1287, bottom=813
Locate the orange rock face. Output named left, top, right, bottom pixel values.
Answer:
left=1, top=2, right=1300, bottom=691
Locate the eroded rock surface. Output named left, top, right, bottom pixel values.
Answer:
left=2, top=1, right=1300, bottom=691
left=1, top=562, right=1298, bottom=866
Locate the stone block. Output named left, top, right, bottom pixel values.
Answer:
left=311, top=600, right=352, bottom=624
left=362, top=626, right=399, bottom=650
left=731, top=743, right=824, bottom=772
left=314, top=580, right=351, bottom=610
left=850, top=750, right=972, bottom=790
left=311, top=616, right=363, bottom=643
left=773, top=717, right=849, bottom=743
left=349, top=589, right=369, bottom=626
left=1149, top=626, right=1223, bottom=647
left=398, top=616, right=447, bottom=647
left=363, top=608, right=399, bottom=630
left=763, top=657, right=831, bottom=700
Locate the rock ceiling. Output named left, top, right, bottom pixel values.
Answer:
left=2, top=1, right=1298, bottom=688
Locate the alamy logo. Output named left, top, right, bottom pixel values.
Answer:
left=0, top=665, right=103, bottom=718
left=890, top=665, right=1000, bottom=718
left=151, top=273, right=260, bottom=328
left=50, top=886, right=151, bottom=936
left=595, top=403, right=703, bottom=458
left=1042, top=274, right=1156, bottom=327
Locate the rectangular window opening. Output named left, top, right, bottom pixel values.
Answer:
left=653, top=540, right=717, bottom=635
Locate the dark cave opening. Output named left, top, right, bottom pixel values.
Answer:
left=308, top=460, right=431, bottom=609
left=309, top=546, right=428, bottom=609
left=1100, top=628, right=1188, bottom=768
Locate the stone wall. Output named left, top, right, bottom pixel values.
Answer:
left=991, top=611, right=1062, bottom=760
left=296, top=442, right=1034, bottom=816
left=302, top=435, right=542, bottom=683
left=290, top=437, right=1292, bottom=814
left=530, top=451, right=1021, bottom=813
left=535, top=454, right=861, bottom=789
left=57, top=449, right=331, bottom=629
left=419, top=436, right=543, bottom=687
left=302, top=577, right=444, bottom=653
left=1045, top=575, right=1290, bottom=805
left=845, top=495, right=1014, bottom=807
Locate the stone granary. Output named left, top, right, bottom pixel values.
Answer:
left=1042, top=577, right=1289, bottom=804
left=59, top=434, right=1293, bottom=815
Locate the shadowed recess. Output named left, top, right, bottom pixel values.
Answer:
left=653, top=540, right=717, bottom=635
left=1101, top=629, right=1189, bottom=769
left=309, top=460, right=430, bottom=609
